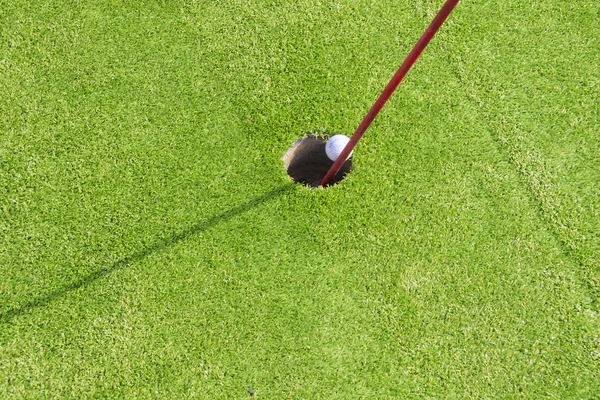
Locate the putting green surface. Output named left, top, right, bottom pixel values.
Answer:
left=1, top=0, right=598, bottom=397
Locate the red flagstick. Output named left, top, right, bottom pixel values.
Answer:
left=320, top=0, right=461, bottom=187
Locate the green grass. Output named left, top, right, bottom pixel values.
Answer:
left=1, top=0, right=598, bottom=397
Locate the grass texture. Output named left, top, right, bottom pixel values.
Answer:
left=1, top=0, right=598, bottom=397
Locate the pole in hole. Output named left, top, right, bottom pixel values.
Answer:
left=282, top=134, right=352, bottom=188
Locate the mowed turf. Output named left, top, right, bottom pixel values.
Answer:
left=1, top=0, right=598, bottom=397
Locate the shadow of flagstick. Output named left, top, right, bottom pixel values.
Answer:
left=1, top=184, right=294, bottom=324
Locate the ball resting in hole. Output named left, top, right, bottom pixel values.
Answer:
left=282, top=134, right=352, bottom=187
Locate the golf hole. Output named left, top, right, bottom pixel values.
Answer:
left=282, top=134, right=352, bottom=187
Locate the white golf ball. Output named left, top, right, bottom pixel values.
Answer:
left=325, top=135, right=352, bottom=162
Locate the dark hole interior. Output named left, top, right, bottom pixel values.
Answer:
left=282, top=135, right=352, bottom=187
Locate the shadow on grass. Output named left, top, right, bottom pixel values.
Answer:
left=0, top=184, right=294, bottom=324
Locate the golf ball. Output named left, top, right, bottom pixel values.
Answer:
left=325, top=135, right=352, bottom=162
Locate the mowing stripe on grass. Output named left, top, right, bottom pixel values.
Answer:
left=444, top=0, right=600, bottom=312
